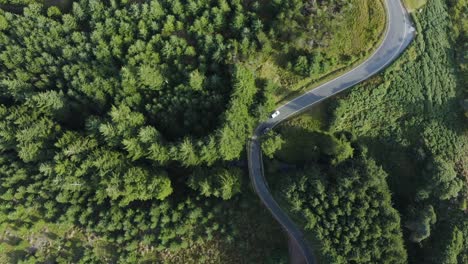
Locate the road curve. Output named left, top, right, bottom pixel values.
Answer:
left=247, top=1, right=415, bottom=263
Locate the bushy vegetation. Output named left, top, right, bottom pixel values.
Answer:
left=263, top=0, right=467, bottom=263
left=0, top=0, right=388, bottom=261
left=0, top=192, right=288, bottom=263
left=265, top=117, right=406, bottom=262
left=331, top=0, right=467, bottom=229
left=278, top=0, right=384, bottom=77
left=281, top=152, right=407, bottom=263
left=1, top=0, right=464, bottom=262
left=252, top=0, right=386, bottom=102
left=0, top=0, right=36, bottom=4
left=447, top=0, right=467, bottom=118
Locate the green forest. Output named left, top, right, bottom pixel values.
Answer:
left=0, top=0, right=388, bottom=262
left=0, top=0, right=466, bottom=263
left=265, top=0, right=468, bottom=263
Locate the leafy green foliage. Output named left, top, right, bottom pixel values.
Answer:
left=188, top=167, right=242, bottom=200
left=259, top=0, right=385, bottom=102
left=331, top=0, right=467, bottom=208
left=0, top=0, right=287, bottom=260
left=437, top=226, right=464, bottom=264
left=447, top=0, right=468, bottom=118
left=268, top=1, right=467, bottom=263
left=416, top=157, right=464, bottom=201
left=0, top=0, right=36, bottom=4
left=261, top=131, right=285, bottom=158
left=281, top=153, right=407, bottom=263
left=1, top=0, right=437, bottom=262
left=405, top=205, right=437, bottom=243
left=273, top=120, right=354, bottom=165
left=327, top=0, right=468, bottom=262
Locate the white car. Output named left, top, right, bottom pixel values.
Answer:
left=270, top=110, right=280, bottom=119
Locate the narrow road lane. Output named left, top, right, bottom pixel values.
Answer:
left=248, top=1, right=415, bottom=263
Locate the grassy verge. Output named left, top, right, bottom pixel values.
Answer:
left=257, top=0, right=387, bottom=105
left=403, top=0, right=427, bottom=12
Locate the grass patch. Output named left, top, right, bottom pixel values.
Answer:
left=274, top=102, right=353, bottom=166
left=258, top=0, right=387, bottom=105
left=274, top=104, right=327, bottom=163
left=403, top=0, right=427, bottom=12
left=328, top=0, right=386, bottom=58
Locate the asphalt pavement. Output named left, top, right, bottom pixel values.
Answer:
left=247, top=1, right=415, bottom=263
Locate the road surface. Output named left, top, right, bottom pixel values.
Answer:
left=247, top=1, right=415, bottom=263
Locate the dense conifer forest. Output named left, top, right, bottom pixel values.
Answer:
left=0, top=0, right=466, bottom=263
left=0, top=0, right=387, bottom=262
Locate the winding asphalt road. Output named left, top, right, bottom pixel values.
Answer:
left=247, top=1, right=415, bottom=263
